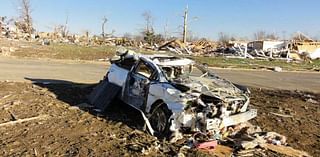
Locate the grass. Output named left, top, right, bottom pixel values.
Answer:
left=192, top=56, right=320, bottom=71
left=12, top=42, right=320, bottom=71
left=14, top=43, right=117, bottom=60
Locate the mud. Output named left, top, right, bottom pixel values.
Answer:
left=0, top=81, right=318, bottom=156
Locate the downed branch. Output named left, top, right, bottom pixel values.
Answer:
left=269, top=112, right=293, bottom=118
left=0, top=115, right=49, bottom=127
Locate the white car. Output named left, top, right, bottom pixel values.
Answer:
left=89, top=50, right=257, bottom=140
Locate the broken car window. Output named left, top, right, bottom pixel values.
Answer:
left=135, top=61, right=154, bottom=79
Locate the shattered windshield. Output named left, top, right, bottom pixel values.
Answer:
left=161, top=64, right=210, bottom=80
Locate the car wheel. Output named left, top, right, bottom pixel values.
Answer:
left=149, top=104, right=172, bottom=138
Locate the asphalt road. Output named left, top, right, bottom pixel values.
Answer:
left=1, top=56, right=319, bottom=93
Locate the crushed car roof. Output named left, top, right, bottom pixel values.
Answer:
left=142, top=55, right=194, bottom=67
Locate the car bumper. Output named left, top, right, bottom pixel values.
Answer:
left=206, top=109, right=258, bottom=131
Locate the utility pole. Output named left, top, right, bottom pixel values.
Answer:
left=102, top=16, right=108, bottom=38
left=62, top=13, right=69, bottom=37
left=164, top=19, right=169, bottom=41
left=0, top=17, right=2, bottom=36
left=182, top=5, right=188, bottom=44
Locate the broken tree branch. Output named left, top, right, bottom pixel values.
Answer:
left=0, top=115, right=49, bottom=127
left=269, top=112, right=293, bottom=118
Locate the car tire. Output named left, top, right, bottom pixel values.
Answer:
left=149, top=103, right=172, bottom=139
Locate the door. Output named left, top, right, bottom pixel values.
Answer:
left=123, top=59, right=156, bottom=110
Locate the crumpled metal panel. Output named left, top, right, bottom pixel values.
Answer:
left=221, top=109, right=257, bottom=128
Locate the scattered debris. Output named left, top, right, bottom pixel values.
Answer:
left=273, top=66, right=282, bottom=72
left=0, top=47, right=18, bottom=56
left=195, top=140, right=217, bottom=151
left=1, top=20, right=320, bottom=63
left=306, top=98, right=318, bottom=104
left=0, top=81, right=318, bottom=156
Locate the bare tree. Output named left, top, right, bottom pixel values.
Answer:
left=17, top=0, right=33, bottom=35
left=101, top=16, right=107, bottom=38
left=62, top=13, right=69, bottom=37
left=265, top=33, right=279, bottom=40
left=230, top=36, right=237, bottom=41
left=141, top=11, right=156, bottom=45
left=254, top=31, right=266, bottom=40
left=218, top=32, right=230, bottom=46
left=50, top=13, right=68, bottom=38
left=82, top=30, right=91, bottom=45
left=142, top=11, right=154, bottom=33
left=0, top=16, right=4, bottom=35
left=123, top=32, right=132, bottom=39
left=254, top=31, right=280, bottom=40
left=186, top=30, right=199, bottom=42
left=163, top=19, right=169, bottom=41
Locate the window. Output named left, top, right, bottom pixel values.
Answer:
left=135, top=61, right=154, bottom=78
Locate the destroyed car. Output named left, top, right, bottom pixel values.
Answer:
left=89, top=49, right=257, bottom=140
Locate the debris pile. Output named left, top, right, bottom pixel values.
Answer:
left=158, top=39, right=218, bottom=55
left=157, top=38, right=320, bottom=61
left=158, top=39, right=192, bottom=54
left=1, top=17, right=319, bottom=62
left=0, top=46, right=17, bottom=56
left=172, top=121, right=311, bottom=157
left=189, top=39, right=218, bottom=55
left=0, top=17, right=33, bottom=40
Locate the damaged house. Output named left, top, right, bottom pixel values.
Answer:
left=288, top=41, right=320, bottom=60
left=247, top=40, right=288, bottom=58
left=88, top=49, right=257, bottom=141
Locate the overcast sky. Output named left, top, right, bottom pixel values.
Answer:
left=0, top=0, right=319, bottom=40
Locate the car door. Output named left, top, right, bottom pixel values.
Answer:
left=123, top=59, right=157, bottom=110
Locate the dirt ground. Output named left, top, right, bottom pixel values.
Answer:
left=0, top=81, right=318, bottom=157
left=250, top=88, right=320, bottom=156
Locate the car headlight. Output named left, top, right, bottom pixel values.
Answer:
left=166, top=88, right=181, bottom=95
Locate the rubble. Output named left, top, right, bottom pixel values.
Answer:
left=306, top=98, right=318, bottom=104
left=195, top=140, right=217, bottom=150
left=1, top=17, right=320, bottom=63
left=273, top=66, right=282, bottom=72
left=158, top=39, right=192, bottom=55
left=0, top=46, right=17, bottom=56
left=156, top=38, right=320, bottom=62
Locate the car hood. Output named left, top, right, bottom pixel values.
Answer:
left=171, top=75, right=244, bottom=99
